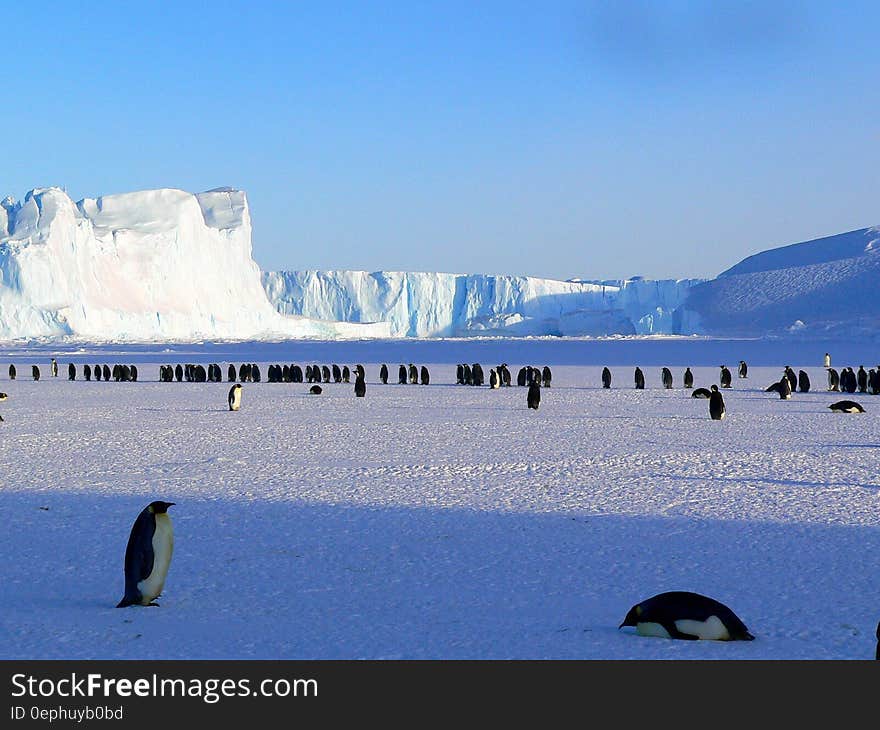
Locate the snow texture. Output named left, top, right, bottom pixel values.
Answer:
left=0, top=187, right=390, bottom=342
left=2, top=339, right=879, bottom=659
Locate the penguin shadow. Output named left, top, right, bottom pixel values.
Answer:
left=820, top=444, right=880, bottom=449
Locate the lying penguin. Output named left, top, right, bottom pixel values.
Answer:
left=828, top=400, right=865, bottom=413
left=619, top=591, right=755, bottom=641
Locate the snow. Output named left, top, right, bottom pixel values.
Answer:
left=2, top=338, right=879, bottom=659
left=0, top=187, right=390, bottom=342
left=262, top=270, right=701, bottom=337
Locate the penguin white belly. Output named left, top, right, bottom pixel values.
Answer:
left=229, top=389, right=241, bottom=411
left=675, top=616, right=730, bottom=641
left=137, top=514, right=174, bottom=604
left=635, top=622, right=672, bottom=639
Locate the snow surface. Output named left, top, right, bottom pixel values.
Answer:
left=0, top=187, right=390, bottom=342
left=262, top=270, right=701, bottom=337
left=2, top=339, right=879, bottom=659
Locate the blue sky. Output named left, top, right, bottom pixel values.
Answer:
left=2, top=1, right=878, bottom=280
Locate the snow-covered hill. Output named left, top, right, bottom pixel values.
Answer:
left=680, top=227, right=880, bottom=337
left=0, top=187, right=390, bottom=341
left=262, top=270, right=701, bottom=337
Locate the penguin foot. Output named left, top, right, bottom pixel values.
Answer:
left=146, top=602, right=161, bottom=607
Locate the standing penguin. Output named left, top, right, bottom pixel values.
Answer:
left=408, top=364, right=418, bottom=384
left=398, top=365, right=407, bottom=384
left=228, top=363, right=236, bottom=382
left=228, top=383, right=242, bottom=411
left=661, top=367, right=673, bottom=389
left=778, top=375, right=792, bottom=400
left=709, top=384, right=726, bottom=420
left=343, top=366, right=351, bottom=383
left=0, top=391, right=7, bottom=421
left=719, top=366, right=732, bottom=388
left=68, top=363, right=76, bottom=381
left=332, top=364, right=342, bottom=383
left=824, top=352, right=831, bottom=368
left=619, top=591, right=754, bottom=641
left=857, top=366, right=868, bottom=393
left=527, top=381, right=541, bottom=410
left=542, top=366, right=552, bottom=388
left=634, top=367, right=645, bottom=390
left=683, top=367, right=694, bottom=389
left=84, top=364, right=92, bottom=381
left=8, top=364, right=15, bottom=380
left=602, top=367, right=612, bottom=389
left=354, top=372, right=366, bottom=397
left=489, top=369, right=500, bottom=389
left=32, top=365, right=40, bottom=381
left=117, top=501, right=175, bottom=608
left=380, top=364, right=389, bottom=385
left=738, top=360, right=748, bottom=378
left=784, top=367, right=797, bottom=391
left=420, top=366, right=430, bottom=385
left=51, top=358, right=58, bottom=377
left=827, top=367, right=840, bottom=392
left=798, top=370, right=810, bottom=393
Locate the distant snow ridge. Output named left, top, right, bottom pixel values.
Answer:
left=681, top=227, right=880, bottom=337
left=0, top=187, right=390, bottom=341
left=262, top=270, right=702, bottom=337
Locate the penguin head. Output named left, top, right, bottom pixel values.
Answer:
left=619, top=604, right=642, bottom=629
left=148, top=501, right=175, bottom=514
left=710, top=384, right=718, bottom=392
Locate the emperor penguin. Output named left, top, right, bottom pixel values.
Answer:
left=409, top=364, right=418, bottom=384
left=719, top=366, right=732, bottom=388
left=309, top=384, right=323, bottom=395
left=398, top=365, right=407, bottom=384
left=380, top=364, right=389, bottom=385
left=343, top=366, right=351, bottom=383
left=828, top=400, right=865, bottom=413
left=542, top=366, right=552, bottom=388
left=228, top=383, right=243, bottom=411
left=0, top=391, right=7, bottom=421
left=489, top=368, right=500, bottom=389
left=709, top=384, right=726, bottom=420
left=778, top=375, right=792, bottom=400
left=332, top=364, right=342, bottom=383
left=738, top=360, right=748, bottom=378
left=798, top=370, right=810, bottom=393
left=228, top=363, right=236, bottom=382
left=858, top=366, right=868, bottom=393
left=516, top=367, right=527, bottom=387
left=420, top=366, right=430, bottom=385
left=784, top=367, right=797, bottom=391
left=692, top=387, right=712, bottom=398
left=354, top=372, right=366, bottom=397
left=602, top=367, right=612, bottom=389
left=824, top=352, right=831, bottom=368
left=619, top=591, right=754, bottom=641
left=527, top=380, right=541, bottom=410
left=661, top=367, right=673, bottom=389
left=84, top=364, right=92, bottom=381
left=68, top=362, right=76, bottom=380
left=32, top=365, right=40, bottom=381
left=8, top=364, right=15, bottom=380
left=117, top=501, right=175, bottom=607
left=634, top=367, right=645, bottom=390
left=51, top=358, right=58, bottom=377
left=683, top=367, right=694, bottom=389
left=827, top=367, right=840, bottom=392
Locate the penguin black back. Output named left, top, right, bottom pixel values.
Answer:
left=420, top=366, right=430, bottom=385
left=354, top=373, right=366, bottom=397
left=798, top=370, right=810, bottom=393
left=709, top=385, right=725, bottom=420
left=829, top=400, right=865, bottom=413
left=8, top=364, right=15, bottom=380
left=380, top=364, right=389, bottom=384
left=683, top=367, right=693, bottom=388
left=32, top=365, right=40, bottom=381
left=602, top=367, right=611, bottom=389
left=661, top=367, right=673, bottom=389
left=634, top=367, right=645, bottom=390
left=619, top=591, right=754, bottom=641
left=527, top=381, right=541, bottom=410
left=117, top=500, right=175, bottom=608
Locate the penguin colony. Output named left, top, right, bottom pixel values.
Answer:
left=7, top=352, right=880, bottom=655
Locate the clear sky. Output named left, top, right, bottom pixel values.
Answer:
left=2, top=1, right=878, bottom=281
